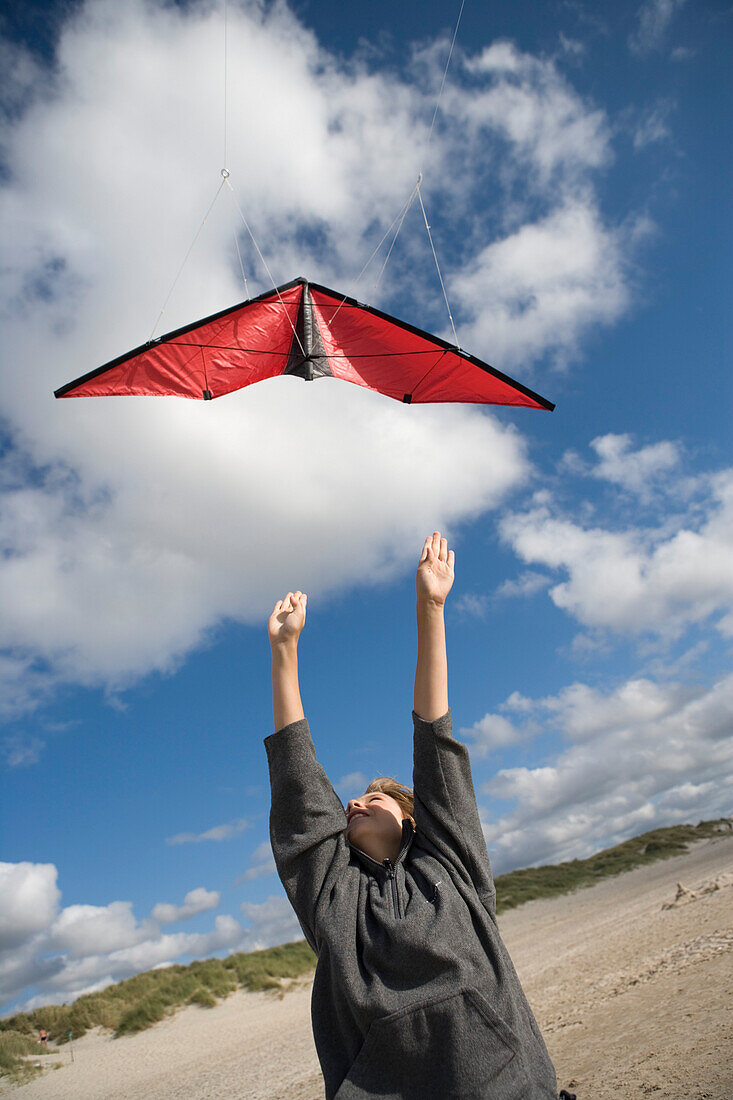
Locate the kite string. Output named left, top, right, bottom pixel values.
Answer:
left=405, top=0, right=465, bottom=351
left=328, top=0, right=466, bottom=327
left=148, top=177, right=227, bottom=343
left=327, top=179, right=421, bottom=326
left=224, top=177, right=306, bottom=358
left=370, top=177, right=421, bottom=298
left=417, top=181, right=459, bottom=349
left=424, top=0, right=466, bottom=162
left=223, top=0, right=228, bottom=170
left=232, top=228, right=249, bottom=298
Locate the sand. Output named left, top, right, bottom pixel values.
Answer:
left=6, top=832, right=732, bottom=1099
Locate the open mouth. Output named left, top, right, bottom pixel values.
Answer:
left=347, top=811, right=368, bottom=825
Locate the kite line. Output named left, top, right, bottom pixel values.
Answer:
left=330, top=0, right=466, bottom=343
left=149, top=0, right=466, bottom=353
left=425, top=0, right=466, bottom=156
left=417, top=181, right=459, bottom=349
left=148, top=176, right=227, bottom=343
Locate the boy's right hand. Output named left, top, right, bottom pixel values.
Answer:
left=268, top=591, right=307, bottom=647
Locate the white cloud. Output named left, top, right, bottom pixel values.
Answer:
left=151, top=887, right=220, bottom=924
left=0, top=655, right=56, bottom=721
left=451, top=200, right=631, bottom=370
left=0, top=863, right=60, bottom=951
left=454, top=593, right=492, bottom=619
left=558, top=33, right=586, bottom=58
left=335, top=771, right=370, bottom=801
left=500, top=465, right=733, bottom=641
left=477, top=670, right=733, bottom=872
left=49, top=901, right=155, bottom=959
left=588, top=433, right=681, bottom=496
left=240, top=841, right=277, bottom=882
left=631, top=102, right=673, bottom=149
left=629, top=0, right=687, bottom=57
left=460, top=713, right=524, bottom=757
left=457, top=41, right=610, bottom=186
left=0, top=861, right=246, bottom=1011
left=3, top=733, right=46, bottom=768
left=495, top=570, right=551, bottom=599
left=165, top=818, right=250, bottom=845
left=0, top=849, right=306, bottom=1013
left=239, top=895, right=304, bottom=951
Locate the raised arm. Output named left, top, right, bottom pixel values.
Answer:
left=412, top=533, right=496, bottom=912
left=265, top=591, right=348, bottom=952
left=269, top=591, right=306, bottom=730
left=414, top=533, right=453, bottom=720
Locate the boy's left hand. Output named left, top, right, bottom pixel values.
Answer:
left=416, top=531, right=455, bottom=606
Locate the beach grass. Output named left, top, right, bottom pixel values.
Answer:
left=0, top=1030, right=51, bottom=1084
left=493, top=817, right=729, bottom=913
left=1, top=816, right=728, bottom=1081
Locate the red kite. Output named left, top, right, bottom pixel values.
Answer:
left=54, top=277, right=554, bottom=410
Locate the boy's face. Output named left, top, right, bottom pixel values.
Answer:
left=345, top=791, right=404, bottom=849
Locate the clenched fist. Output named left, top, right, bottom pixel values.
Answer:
left=268, top=591, right=307, bottom=648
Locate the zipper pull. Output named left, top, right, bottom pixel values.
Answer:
left=383, top=858, right=394, bottom=875
left=431, top=881, right=442, bottom=903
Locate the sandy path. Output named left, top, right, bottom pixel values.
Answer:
left=6, top=833, right=732, bottom=1099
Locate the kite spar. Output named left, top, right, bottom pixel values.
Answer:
left=54, top=277, right=553, bottom=410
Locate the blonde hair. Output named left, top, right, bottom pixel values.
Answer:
left=365, top=776, right=415, bottom=828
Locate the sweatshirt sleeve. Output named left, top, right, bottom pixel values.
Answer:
left=264, top=717, right=349, bottom=953
left=412, top=708, right=496, bottom=914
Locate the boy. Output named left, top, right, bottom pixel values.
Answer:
left=265, top=532, right=558, bottom=1099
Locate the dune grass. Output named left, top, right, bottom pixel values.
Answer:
left=493, top=817, right=729, bottom=913
left=0, top=937, right=317, bottom=1077
left=0, top=817, right=728, bottom=1081
left=0, top=1030, right=52, bottom=1084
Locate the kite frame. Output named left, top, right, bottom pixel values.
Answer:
left=54, top=276, right=555, bottom=410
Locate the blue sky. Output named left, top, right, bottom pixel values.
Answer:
left=1, top=0, right=731, bottom=1015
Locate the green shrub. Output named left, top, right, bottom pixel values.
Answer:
left=188, top=988, right=217, bottom=1008
left=494, top=817, right=728, bottom=913
left=0, top=1030, right=49, bottom=1081
left=116, top=997, right=170, bottom=1037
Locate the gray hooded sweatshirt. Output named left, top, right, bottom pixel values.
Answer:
left=264, top=708, right=558, bottom=1100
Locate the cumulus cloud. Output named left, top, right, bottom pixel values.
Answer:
left=476, top=670, right=733, bottom=872
left=0, top=859, right=294, bottom=1012
left=151, top=887, right=220, bottom=924
left=0, top=863, right=60, bottom=950
left=629, top=0, right=687, bottom=57
left=460, top=713, right=524, bottom=757
left=456, top=41, right=611, bottom=187
left=49, top=901, right=156, bottom=958
left=239, top=895, right=304, bottom=951
left=500, top=461, right=733, bottom=641
left=451, top=200, right=631, bottom=370
left=589, top=433, right=680, bottom=491
left=561, top=432, right=683, bottom=500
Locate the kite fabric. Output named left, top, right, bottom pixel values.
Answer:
left=54, top=277, right=554, bottom=410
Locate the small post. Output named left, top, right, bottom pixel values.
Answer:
left=68, top=1032, right=74, bottom=1063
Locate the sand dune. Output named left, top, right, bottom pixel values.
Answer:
left=6, top=833, right=732, bottom=1099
